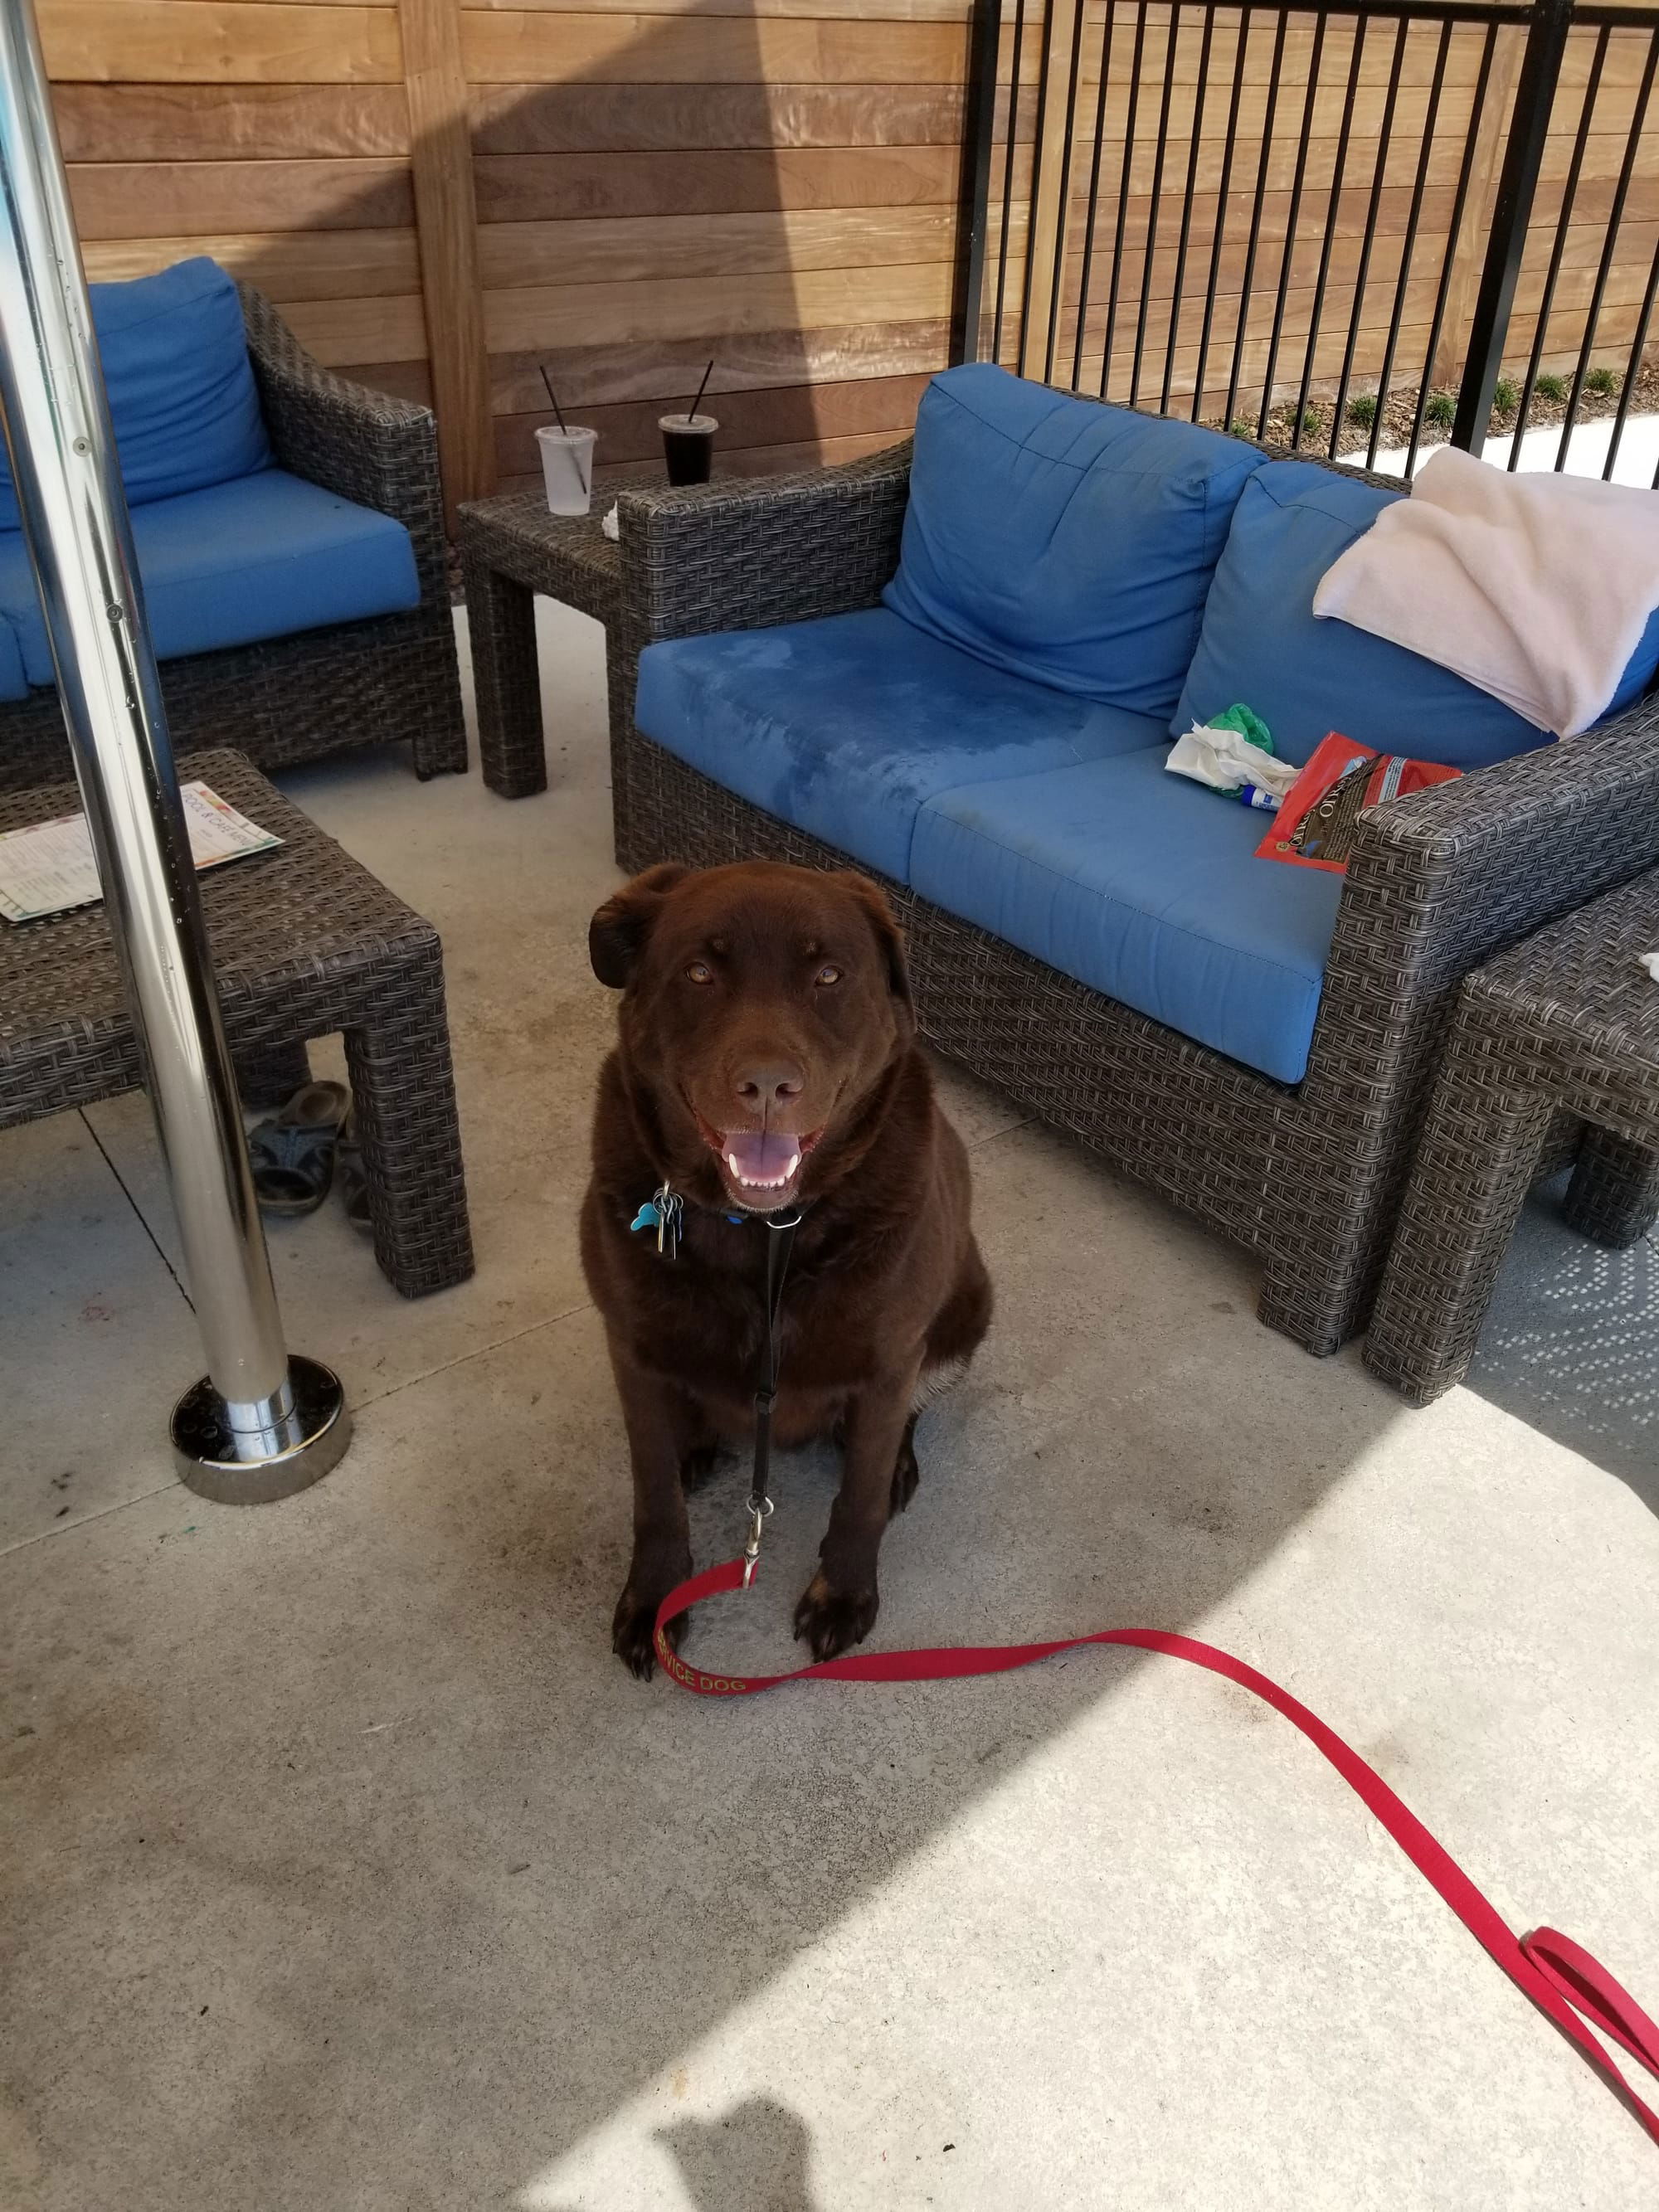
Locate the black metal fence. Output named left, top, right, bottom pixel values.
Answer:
left=959, top=0, right=1659, bottom=479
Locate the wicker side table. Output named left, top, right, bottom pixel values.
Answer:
left=1365, top=868, right=1659, bottom=1403
left=0, top=750, right=474, bottom=1300
left=456, top=487, right=632, bottom=801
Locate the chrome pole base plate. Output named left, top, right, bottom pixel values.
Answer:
left=172, top=1354, right=351, bottom=1505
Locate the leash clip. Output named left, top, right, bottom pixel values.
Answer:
left=741, top=1494, right=772, bottom=1588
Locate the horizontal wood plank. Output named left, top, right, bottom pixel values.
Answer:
left=338, top=357, right=435, bottom=403
left=40, top=1, right=403, bottom=82
left=484, top=260, right=956, bottom=348
left=82, top=227, right=420, bottom=299
left=49, top=84, right=410, bottom=159
left=496, top=367, right=930, bottom=468
left=479, top=203, right=961, bottom=288
left=474, top=144, right=964, bottom=221
left=466, top=0, right=969, bottom=16
left=469, top=82, right=970, bottom=150
left=67, top=158, right=413, bottom=238
left=489, top=318, right=952, bottom=409
left=573, top=425, right=902, bottom=489
left=281, top=292, right=430, bottom=360
left=461, top=15, right=970, bottom=85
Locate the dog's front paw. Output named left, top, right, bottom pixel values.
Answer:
left=793, top=1573, right=878, bottom=1662
left=612, top=1571, right=688, bottom=1680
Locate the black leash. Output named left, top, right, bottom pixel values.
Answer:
left=742, top=1208, right=802, bottom=1586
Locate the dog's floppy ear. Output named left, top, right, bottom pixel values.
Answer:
left=589, top=863, right=691, bottom=989
left=838, top=872, right=912, bottom=1012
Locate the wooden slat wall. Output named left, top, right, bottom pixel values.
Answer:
left=986, top=2, right=1659, bottom=430
left=465, top=0, right=978, bottom=489
left=41, top=0, right=1657, bottom=512
left=42, top=0, right=980, bottom=501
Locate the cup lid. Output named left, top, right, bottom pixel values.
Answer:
left=659, top=412, right=718, bottom=432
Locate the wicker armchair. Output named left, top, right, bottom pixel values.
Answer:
left=605, top=440, right=1659, bottom=1355
left=0, top=285, right=465, bottom=791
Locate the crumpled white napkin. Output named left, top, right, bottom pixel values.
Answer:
left=1639, top=952, right=1659, bottom=984
left=1166, top=721, right=1301, bottom=800
left=601, top=502, right=620, bottom=542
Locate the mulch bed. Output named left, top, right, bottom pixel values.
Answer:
left=1207, top=358, right=1659, bottom=462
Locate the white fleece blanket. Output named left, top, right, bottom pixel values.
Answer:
left=1311, top=446, right=1659, bottom=738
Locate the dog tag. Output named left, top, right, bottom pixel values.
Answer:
left=630, top=1201, right=660, bottom=1236
left=654, top=1188, right=683, bottom=1260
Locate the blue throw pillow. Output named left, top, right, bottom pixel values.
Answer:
left=1173, top=460, right=1565, bottom=771
left=0, top=258, right=270, bottom=532
left=883, top=363, right=1258, bottom=717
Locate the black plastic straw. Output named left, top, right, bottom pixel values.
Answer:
left=690, top=357, right=714, bottom=421
left=538, top=365, right=567, bottom=435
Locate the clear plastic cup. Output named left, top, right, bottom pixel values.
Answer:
left=536, top=425, right=597, bottom=516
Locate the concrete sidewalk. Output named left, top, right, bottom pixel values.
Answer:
left=2, top=601, right=1655, bottom=2212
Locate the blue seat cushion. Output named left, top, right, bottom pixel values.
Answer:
left=911, top=744, right=1345, bottom=1083
left=1173, top=460, right=1570, bottom=772
left=883, top=364, right=1258, bottom=717
left=635, top=605, right=1167, bottom=883
left=0, top=470, right=420, bottom=683
left=0, top=259, right=270, bottom=533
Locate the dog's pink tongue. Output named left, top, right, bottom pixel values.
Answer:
left=721, top=1129, right=800, bottom=1187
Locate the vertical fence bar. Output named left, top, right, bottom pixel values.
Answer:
left=1044, top=0, right=1090, bottom=382
left=1101, top=0, right=1149, bottom=397
left=1192, top=3, right=1254, bottom=421
left=1407, top=18, right=1497, bottom=474
left=1018, top=0, right=1054, bottom=374
left=1507, top=21, right=1607, bottom=468
left=1295, top=12, right=1369, bottom=448
left=1224, top=7, right=1289, bottom=433
left=952, top=0, right=1005, bottom=363
left=1555, top=26, right=1657, bottom=470
left=1131, top=1, right=1185, bottom=406
left=1162, top=2, right=1217, bottom=411
left=1073, top=0, right=1118, bottom=385
left=1328, top=13, right=1407, bottom=454
left=1450, top=0, right=1573, bottom=455
left=992, top=0, right=1029, bottom=362
left=1258, top=8, right=1326, bottom=438
left=1369, top=17, right=1452, bottom=469
left=1606, top=220, right=1659, bottom=482
left=0, top=0, right=348, bottom=1501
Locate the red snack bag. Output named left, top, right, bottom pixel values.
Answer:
left=1257, top=733, right=1460, bottom=873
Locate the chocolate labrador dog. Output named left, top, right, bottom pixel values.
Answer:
left=581, top=860, right=991, bottom=1676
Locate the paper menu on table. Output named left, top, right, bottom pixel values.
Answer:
left=0, top=780, right=281, bottom=924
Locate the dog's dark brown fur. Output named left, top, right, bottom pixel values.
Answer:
left=580, top=860, right=991, bottom=1675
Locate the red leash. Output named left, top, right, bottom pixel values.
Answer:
left=655, top=1558, right=1659, bottom=2149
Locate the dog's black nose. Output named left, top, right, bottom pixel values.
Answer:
left=734, top=1061, right=805, bottom=1111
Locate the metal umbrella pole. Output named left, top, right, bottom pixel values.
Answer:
left=0, top=0, right=348, bottom=1502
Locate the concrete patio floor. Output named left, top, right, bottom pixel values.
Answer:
left=2, top=603, right=1657, bottom=2211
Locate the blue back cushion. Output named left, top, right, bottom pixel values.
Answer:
left=1173, top=461, right=1563, bottom=771
left=883, top=364, right=1258, bottom=717
left=0, top=259, right=269, bottom=531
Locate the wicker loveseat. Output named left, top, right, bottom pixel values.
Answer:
left=0, top=266, right=465, bottom=792
left=598, top=371, right=1659, bottom=1355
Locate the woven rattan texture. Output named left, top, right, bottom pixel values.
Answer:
left=456, top=489, right=625, bottom=800
left=0, top=749, right=473, bottom=1299
left=1366, top=869, right=1659, bottom=1399
left=608, top=432, right=1659, bottom=1351
left=0, top=289, right=466, bottom=793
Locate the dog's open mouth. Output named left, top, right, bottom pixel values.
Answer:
left=696, top=1117, right=824, bottom=1208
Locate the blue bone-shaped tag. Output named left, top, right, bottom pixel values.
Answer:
left=630, top=1201, right=660, bottom=1234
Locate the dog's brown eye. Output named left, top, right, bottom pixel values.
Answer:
left=685, top=960, right=714, bottom=985
left=815, top=964, right=842, bottom=987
